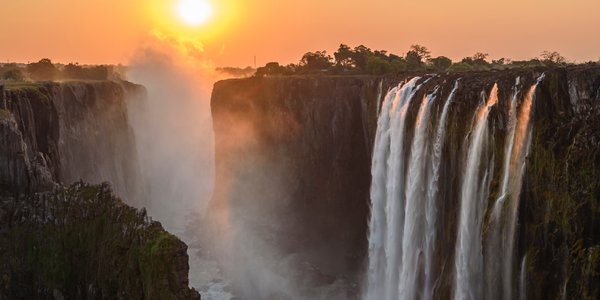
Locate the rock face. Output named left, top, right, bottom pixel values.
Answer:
left=211, top=76, right=382, bottom=278
left=210, top=66, right=600, bottom=298
left=0, top=183, right=200, bottom=300
left=0, top=81, right=200, bottom=299
left=0, top=81, right=145, bottom=206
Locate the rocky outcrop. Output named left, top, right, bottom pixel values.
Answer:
left=0, top=182, right=199, bottom=299
left=210, top=66, right=600, bottom=298
left=0, top=81, right=200, bottom=299
left=0, top=83, right=59, bottom=193
left=522, top=67, right=600, bottom=299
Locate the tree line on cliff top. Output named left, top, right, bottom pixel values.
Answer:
left=0, top=59, right=121, bottom=82
left=255, top=44, right=593, bottom=76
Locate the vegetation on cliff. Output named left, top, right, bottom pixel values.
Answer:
left=211, top=67, right=600, bottom=298
left=0, top=59, right=123, bottom=82
left=253, top=44, right=593, bottom=76
left=522, top=71, right=600, bottom=299
left=0, top=182, right=200, bottom=299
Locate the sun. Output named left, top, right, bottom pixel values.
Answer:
left=176, top=0, right=213, bottom=26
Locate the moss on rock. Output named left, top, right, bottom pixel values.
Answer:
left=0, top=182, right=200, bottom=299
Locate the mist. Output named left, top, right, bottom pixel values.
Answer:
left=123, top=41, right=332, bottom=299
left=126, top=46, right=215, bottom=233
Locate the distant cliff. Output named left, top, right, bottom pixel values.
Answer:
left=211, top=76, right=382, bottom=278
left=0, top=81, right=200, bottom=299
left=210, top=67, right=600, bottom=298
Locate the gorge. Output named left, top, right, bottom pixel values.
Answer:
left=1, top=66, right=598, bottom=299
left=211, top=66, right=599, bottom=299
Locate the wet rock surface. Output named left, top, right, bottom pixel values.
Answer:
left=211, top=66, right=600, bottom=298
left=0, top=81, right=200, bottom=299
left=0, top=182, right=200, bottom=299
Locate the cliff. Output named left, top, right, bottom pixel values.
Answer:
left=211, top=76, right=382, bottom=277
left=0, top=81, right=145, bottom=206
left=0, top=182, right=199, bottom=299
left=0, top=81, right=200, bottom=299
left=210, top=67, right=600, bottom=298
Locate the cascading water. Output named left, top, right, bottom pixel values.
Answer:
left=366, top=77, right=456, bottom=300
left=485, top=79, right=521, bottom=300
left=365, top=75, right=543, bottom=300
left=423, top=81, right=459, bottom=300
left=366, top=77, right=422, bottom=300
left=454, top=83, right=498, bottom=300
left=485, top=75, right=543, bottom=300
left=520, top=255, right=528, bottom=300
left=399, top=90, right=436, bottom=299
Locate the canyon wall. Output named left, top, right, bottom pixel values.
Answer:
left=0, top=81, right=199, bottom=299
left=0, top=81, right=145, bottom=204
left=210, top=67, right=600, bottom=298
left=211, top=76, right=382, bottom=278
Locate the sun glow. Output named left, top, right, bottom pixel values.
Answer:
left=176, top=0, right=213, bottom=26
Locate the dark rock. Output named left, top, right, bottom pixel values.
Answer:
left=0, top=182, right=200, bottom=299
left=210, top=67, right=600, bottom=299
left=0, top=81, right=146, bottom=206
left=0, top=81, right=200, bottom=299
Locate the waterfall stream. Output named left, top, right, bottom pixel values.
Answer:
left=365, top=75, right=543, bottom=300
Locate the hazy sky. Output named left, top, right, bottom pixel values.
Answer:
left=2, top=0, right=599, bottom=66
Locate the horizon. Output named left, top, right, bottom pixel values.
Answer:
left=2, top=0, right=600, bottom=67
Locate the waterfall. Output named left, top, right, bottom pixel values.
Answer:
left=454, top=83, right=498, bottom=300
left=486, top=75, right=543, bottom=300
left=485, top=79, right=521, bottom=300
left=365, top=75, right=543, bottom=300
left=423, top=81, right=459, bottom=299
left=366, top=78, right=455, bottom=300
left=366, top=77, right=423, bottom=300
left=399, top=90, right=436, bottom=299
left=520, top=255, right=527, bottom=300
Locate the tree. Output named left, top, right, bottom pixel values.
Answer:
left=406, top=45, right=431, bottom=71
left=409, top=45, right=431, bottom=61
left=462, top=52, right=489, bottom=66
left=540, top=51, right=566, bottom=65
left=1, top=63, right=24, bottom=81
left=27, top=58, right=57, bottom=81
left=447, top=62, right=474, bottom=73
left=256, top=62, right=287, bottom=76
left=510, top=59, right=545, bottom=68
left=472, top=52, right=489, bottom=61
left=390, top=58, right=408, bottom=73
left=492, top=58, right=510, bottom=65
left=352, top=45, right=373, bottom=71
left=2, top=68, right=24, bottom=81
left=406, top=52, right=423, bottom=71
left=62, top=63, right=109, bottom=80
left=300, top=51, right=333, bottom=71
left=366, top=56, right=391, bottom=75
left=334, top=44, right=355, bottom=69
left=429, top=56, right=453, bottom=71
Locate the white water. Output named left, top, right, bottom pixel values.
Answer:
left=454, top=84, right=498, bottom=300
left=520, top=255, right=527, bottom=300
left=365, top=76, right=543, bottom=300
left=399, top=90, right=436, bottom=299
left=485, top=79, right=521, bottom=300
left=423, top=81, right=459, bottom=299
left=486, top=75, right=543, bottom=300
left=366, top=78, right=460, bottom=300
left=366, top=77, right=423, bottom=300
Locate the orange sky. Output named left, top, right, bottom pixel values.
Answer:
left=1, top=0, right=599, bottom=66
